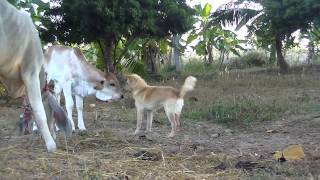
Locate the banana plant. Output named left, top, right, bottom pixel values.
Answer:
left=300, top=24, right=320, bottom=63
left=186, top=3, right=245, bottom=67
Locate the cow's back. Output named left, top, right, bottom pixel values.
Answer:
left=44, top=46, right=77, bottom=86
left=0, top=0, right=44, bottom=98
left=44, top=46, right=103, bottom=84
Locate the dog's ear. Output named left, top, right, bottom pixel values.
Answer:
left=127, top=75, right=135, bottom=83
left=126, top=75, right=131, bottom=81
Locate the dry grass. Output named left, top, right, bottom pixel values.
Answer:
left=1, top=66, right=320, bottom=179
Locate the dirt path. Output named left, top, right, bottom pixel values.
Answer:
left=1, top=72, right=320, bottom=179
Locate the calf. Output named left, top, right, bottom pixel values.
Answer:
left=43, top=46, right=123, bottom=131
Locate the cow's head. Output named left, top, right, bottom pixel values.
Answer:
left=93, top=72, right=123, bottom=102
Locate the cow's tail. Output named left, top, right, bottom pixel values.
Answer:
left=179, top=76, right=197, bottom=98
left=47, top=93, right=72, bottom=137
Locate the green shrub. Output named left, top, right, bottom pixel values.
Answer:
left=230, top=51, right=268, bottom=69
left=183, top=59, right=219, bottom=76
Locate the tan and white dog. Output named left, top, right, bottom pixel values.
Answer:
left=127, top=74, right=196, bottom=137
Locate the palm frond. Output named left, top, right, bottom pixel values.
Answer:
left=209, top=2, right=261, bottom=30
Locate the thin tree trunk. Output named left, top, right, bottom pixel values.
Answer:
left=275, top=35, right=289, bottom=74
left=144, top=43, right=158, bottom=74
left=218, top=50, right=225, bottom=70
left=172, top=34, right=181, bottom=72
left=269, top=43, right=276, bottom=65
left=104, top=37, right=115, bottom=73
left=306, top=39, right=315, bottom=64
left=207, top=44, right=213, bottom=64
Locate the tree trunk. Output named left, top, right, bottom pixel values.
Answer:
left=269, top=43, right=276, bottom=65
left=172, top=34, right=181, bottom=72
left=144, top=43, right=158, bottom=74
left=104, top=37, right=115, bottom=73
left=207, top=44, right=213, bottom=64
left=218, top=50, right=225, bottom=70
left=275, top=35, right=289, bottom=74
left=306, top=39, right=315, bottom=64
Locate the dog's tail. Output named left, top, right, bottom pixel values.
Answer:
left=180, top=76, right=197, bottom=98
left=47, top=93, right=72, bottom=137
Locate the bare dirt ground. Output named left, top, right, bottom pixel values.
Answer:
left=0, top=68, right=320, bottom=179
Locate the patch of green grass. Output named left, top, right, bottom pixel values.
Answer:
left=182, top=60, right=219, bottom=76
left=183, top=93, right=317, bottom=127
left=208, top=98, right=282, bottom=126
left=183, top=97, right=283, bottom=127
left=158, top=58, right=219, bottom=80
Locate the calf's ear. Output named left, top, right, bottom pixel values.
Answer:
left=94, top=82, right=103, bottom=90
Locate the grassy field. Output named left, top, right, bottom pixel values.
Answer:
left=0, top=65, right=320, bottom=179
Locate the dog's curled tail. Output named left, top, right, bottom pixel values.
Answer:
left=180, top=76, right=197, bottom=98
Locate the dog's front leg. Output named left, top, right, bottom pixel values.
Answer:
left=134, top=108, right=144, bottom=135
left=146, top=110, right=153, bottom=132
left=175, top=113, right=181, bottom=131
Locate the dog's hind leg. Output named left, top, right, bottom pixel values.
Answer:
left=165, top=112, right=177, bottom=137
left=146, top=110, right=153, bottom=132
left=174, top=113, right=181, bottom=131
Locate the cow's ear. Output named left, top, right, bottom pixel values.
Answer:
left=94, top=82, right=103, bottom=90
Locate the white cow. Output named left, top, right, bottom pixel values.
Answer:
left=0, top=0, right=66, bottom=152
left=43, top=46, right=123, bottom=131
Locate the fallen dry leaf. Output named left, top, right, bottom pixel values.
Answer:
left=266, top=129, right=278, bottom=133
left=273, top=144, right=305, bottom=161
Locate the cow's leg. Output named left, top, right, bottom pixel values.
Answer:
left=75, top=95, right=86, bottom=130
left=62, top=81, right=75, bottom=131
left=32, top=122, right=38, bottom=131
left=54, top=93, right=61, bottom=131
left=56, top=93, right=61, bottom=105
left=43, top=97, right=56, bottom=139
left=23, top=74, right=56, bottom=152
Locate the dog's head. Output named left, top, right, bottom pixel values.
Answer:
left=126, top=74, right=147, bottom=90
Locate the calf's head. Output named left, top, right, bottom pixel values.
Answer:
left=93, top=72, right=123, bottom=102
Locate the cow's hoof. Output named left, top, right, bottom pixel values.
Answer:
left=145, top=129, right=152, bottom=133
left=167, top=132, right=175, bottom=138
left=78, top=130, right=88, bottom=136
left=134, top=129, right=140, bottom=136
left=78, top=127, right=86, bottom=131
left=46, top=141, right=57, bottom=153
left=32, top=129, right=39, bottom=135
